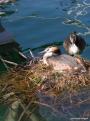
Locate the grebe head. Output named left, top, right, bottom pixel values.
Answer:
left=69, top=32, right=77, bottom=44
left=67, top=32, right=79, bottom=55
left=40, top=46, right=61, bottom=65
left=41, top=46, right=61, bottom=56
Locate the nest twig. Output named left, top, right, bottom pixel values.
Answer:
left=0, top=56, right=90, bottom=120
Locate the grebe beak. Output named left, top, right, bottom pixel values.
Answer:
left=39, top=49, right=47, bottom=54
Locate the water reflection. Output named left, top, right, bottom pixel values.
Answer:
left=0, top=0, right=16, bottom=4
left=62, top=0, right=90, bottom=36
left=0, top=0, right=17, bottom=17
left=59, top=0, right=90, bottom=18
left=67, top=0, right=90, bottom=18
left=63, top=18, right=90, bottom=36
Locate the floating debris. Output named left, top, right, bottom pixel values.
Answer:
left=63, top=18, right=86, bottom=28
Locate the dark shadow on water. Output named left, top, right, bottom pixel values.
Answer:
left=0, top=21, right=26, bottom=72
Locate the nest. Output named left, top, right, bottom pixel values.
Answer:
left=0, top=56, right=90, bottom=121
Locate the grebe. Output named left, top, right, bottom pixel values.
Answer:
left=40, top=46, right=86, bottom=73
left=63, top=32, right=86, bottom=55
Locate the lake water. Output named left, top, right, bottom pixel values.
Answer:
left=1, top=0, right=90, bottom=59
left=0, top=0, right=90, bottom=121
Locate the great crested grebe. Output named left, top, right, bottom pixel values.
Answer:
left=40, top=46, right=86, bottom=73
left=63, top=32, right=86, bottom=55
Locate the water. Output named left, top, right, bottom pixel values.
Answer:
left=1, top=0, right=90, bottom=59
left=0, top=0, right=90, bottom=121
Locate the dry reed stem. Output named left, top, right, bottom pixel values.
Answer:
left=0, top=57, right=90, bottom=120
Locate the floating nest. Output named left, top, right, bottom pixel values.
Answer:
left=0, top=56, right=90, bottom=120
